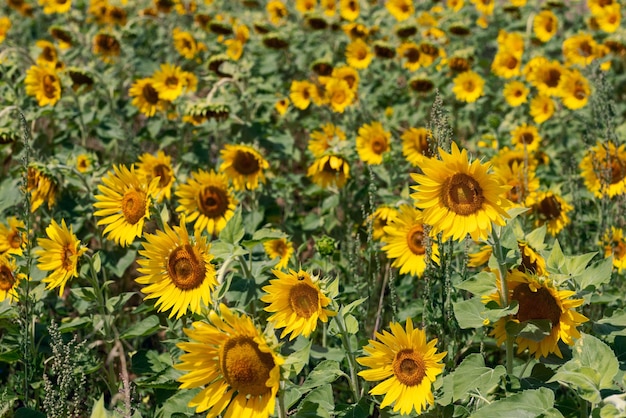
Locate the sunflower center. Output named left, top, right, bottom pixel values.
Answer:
left=610, top=157, right=626, bottom=184
left=41, top=46, right=56, bottom=63
left=356, top=47, right=367, bottom=60
left=167, top=244, right=206, bottom=290
left=153, top=164, right=171, bottom=187
left=406, top=225, right=426, bottom=255
left=545, top=69, right=561, bottom=87
left=332, top=89, right=347, bottom=104
left=198, top=186, right=228, bottom=218
left=121, top=189, right=147, bottom=225
left=271, top=240, right=287, bottom=256
left=42, top=74, right=58, bottom=99
left=61, top=247, right=75, bottom=271
left=404, top=47, right=420, bottom=63
left=322, top=159, right=341, bottom=174
left=574, top=85, right=586, bottom=100
left=392, top=348, right=426, bottom=387
left=165, top=76, right=179, bottom=88
left=233, top=150, right=260, bottom=175
left=0, top=264, right=15, bottom=291
left=578, top=41, right=593, bottom=57
left=520, top=132, right=535, bottom=145
left=463, top=80, right=475, bottom=92
left=537, top=195, right=561, bottom=220
left=545, top=19, right=554, bottom=33
left=442, top=173, right=485, bottom=216
left=288, top=282, right=319, bottom=319
left=221, top=336, right=275, bottom=396
left=613, top=241, right=626, bottom=259
left=505, top=56, right=518, bottom=69
left=371, top=138, right=387, bottom=154
left=512, top=283, right=561, bottom=327
left=9, top=231, right=21, bottom=249
left=143, top=83, right=159, bottom=104
left=181, top=38, right=193, bottom=50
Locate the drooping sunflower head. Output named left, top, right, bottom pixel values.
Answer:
left=93, top=164, right=160, bottom=247
left=0, top=217, right=25, bottom=257
left=261, top=269, right=336, bottom=340
left=411, top=142, right=512, bottom=242
left=356, top=121, right=392, bottom=165
left=175, top=169, right=238, bottom=236
left=136, top=151, right=176, bottom=202
left=580, top=141, right=626, bottom=199
left=307, top=154, right=351, bottom=189
left=219, top=144, right=269, bottom=191
left=27, top=166, right=58, bottom=212
left=175, top=304, right=284, bottom=417
left=601, top=227, right=626, bottom=273
left=357, top=317, right=447, bottom=415
left=0, top=255, right=20, bottom=303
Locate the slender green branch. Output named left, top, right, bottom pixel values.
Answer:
left=490, top=229, right=514, bottom=374
left=336, top=310, right=361, bottom=402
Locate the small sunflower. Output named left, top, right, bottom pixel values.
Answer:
left=447, top=0, right=464, bottom=12
left=35, top=219, right=87, bottom=296
left=175, top=304, right=284, bottom=418
left=263, top=237, right=294, bottom=270
left=289, top=80, right=319, bottom=110
left=527, top=190, right=573, bottom=236
left=411, top=142, right=512, bottom=242
left=307, top=154, right=351, bottom=189
left=172, top=27, right=204, bottom=59
left=502, top=80, right=529, bottom=107
left=35, top=40, right=60, bottom=69
left=397, top=42, right=422, bottom=72
left=517, top=240, right=547, bottom=276
left=324, top=78, right=355, bottom=113
left=340, top=0, right=360, bottom=21
left=356, top=121, right=392, bottom=165
left=401, top=127, right=433, bottom=166
left=386, top=0, right=414, bottom=21
left=267, top=0, right=288, bottom=25
left=528, top=60, right=564, bottom=97
left=357, top=317, right=447, bottom=415
left=345, top=38, right=373, bottom=70
left=152, top=63, right=187, bottom=101
left=332, top=65, right=359, bottom=92
left=580, top=141, right=626, bottom=199
left=93, top=165, right=159, bottom=247
left=471, top=0, right=494, bottom=15
left=25, top=64, right=62, bottom=107
left=175, top=169, right=238, bottom=236
left=93, top=33, right=121, bottom=63
left=137, top=218, right=217, bottom=319
left=562, top=33, right=600, bottom=68
left=368, top=205, right=399, bottom=241
left=219, top=144, right=269, bottom=191
left=274, top=97, right=290, bottom=115
left=511, top=123, right=542, bottom=152
left=129, top=77, right=166, bottom=117
left=321, top=0, right=337, bottom=16
left=529, top=94, right=555, bottom=124
left=382, top=204, right=439, bottom=277
left=486, top=270, right=588, bottom=359
left=27, top=166, right=58, bottom=212
left=0, top=255, right=21, bottom=303
left=452, top=70, right=485, bottom=103
left=595, top=4, right=621, bottom=33
left=136, top=151, right=176, bottom=203
left=0, top=217, right=25, bottom=257
left=40, top=0, right=72, bottom=14
left=491, top=50, right=522, bottom=79
left=493, top=161, right=540, bottom=206
left=533, top=10, right=558, bottom=42
left=261, top=269, right=336, bottom=340
left=601, top=227, right=626, bottom=273
left=561, top=69, right=591, bottom=110
left=0, top=17, right=10, bottom=44
left=308, top=123, right=347, bottom=157
left=75, top=154, right=92, bottom=173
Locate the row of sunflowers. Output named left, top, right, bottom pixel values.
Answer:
left=1, top=0, right=626, bottom=417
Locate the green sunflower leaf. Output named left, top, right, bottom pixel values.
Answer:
left=219, top=207, right=244, bottom=245
left=120, top=315, right=160, bottom=340
left=575, top=256, right=613, bottom=290
left=468, top=387, right=563, bottom=418
left=456, top=271, right=498, bottom=296
left=438, top=353, right=506, bottom=405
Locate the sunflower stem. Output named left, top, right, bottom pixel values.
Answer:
left=238, top=254, right=252, bottom=280
left=490, top=229, right=514, bottom=374
left=277, top=380, right=287, bottom=418
left=336, top=310, right=361, bottom=402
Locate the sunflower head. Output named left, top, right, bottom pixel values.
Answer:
left=219, top=144, right=269, bottom=191
left=0, top=255, right=20, bottom=303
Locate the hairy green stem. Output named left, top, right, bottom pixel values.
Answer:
left=491, top=229, right=514, bottom=374
left=336, top=310, right=361, bottom=402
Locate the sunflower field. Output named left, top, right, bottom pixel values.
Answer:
left=1, top=0, right=626, bottom=417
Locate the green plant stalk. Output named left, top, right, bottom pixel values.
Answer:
left=238, top=254, right=253, bottom=280
left=277, top=381, right=287, bottom=418
left=336, top=310, right=361, bottom=402
left=490, top=229, right=514, bottom=375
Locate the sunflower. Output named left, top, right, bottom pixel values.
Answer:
left=25, top=65, right=62, bottom=107
left=345, top=38, right=373, bottom=70
left=267, top=0, right=288, bottom=25
left=263, top=237, right=294, bottom=270
left=342, top=22, right=370, bottom=39
left=136, top=218, right=216, bottom=319
left=331, top=65, right=359, bottom=92
left=308, top=123, right=346, bottom=157
left=357, top=317, right=447, bottom=415
left=491, top=51, right=522, bottom=79
left=93, top=165, right=160, bottom=247
left=324, top=78, right=354, bottom=113
left=528, top=60, right=564, bottom=97
left=0, top=217, right=25, bottom=257
left=175, top=169, right=238, bottom=236
left=386, top=0, right=414, bottom=21
left=356, top=122, right=391, bottom=165
left=533, top=10, right=558, bottom=42
left=129, top=78, right=167, bottom=117
left=517, top=240, right=547, bottom=276
left=289, top=80, right=319, bottom=110
left=75, top=154, right=92, bottom=173
left=527, top=190, right=573, bottom=235
left=175, top=304, right=284, bottom=418
left=601, top=227, right=626, bottom=273
left=35, top=219, right=87, bottom=296
left=562, top=33, right=600, bottom=67
left=219, top=144, right=269, bottom=191
left=493, top=161, right=540, bottom=206
left=580, top=141, right=626, bottom=199
left=561, top=69, right=590, bottom=110
left=410, top=142, right=512, bottom=242
left=0, top=17, right=10, bottom=44
left=340, top=0, right=359, bottom=21
left=40, top=0, right=72, bottom=14
left=402, top=127, right=433, bottom=166
left=92, top=33, right=121, bottom=63
left=368, top=205, right=399, bottom=241
left=35, top=40, right=60, bottom=69
left=136, top=151, right=176, bottom=203
left=511, top=123, right=542, bottom=152
left=502, top=80, right=529, bottom=107
left=471, top=0, right=494, bottom=15
left=261, top=269, right=335, bottom=340
left=274, top=97, right=290, bottom=115
left=27, top=166, right=58, bottom=212
left=307, top=154, right=351, bottom=189
left=468, top=244, right=492, bottom=268
left=382, top=204, right=439, bottom=277
left=529, top=94, right=555, bottom=124
left=321, top=0, right=337, bottom=16
left=295, top=0, right=316, bottom=14
left=486, top=270, right=588, bottom=359
left=152, top=63, right=190, bottom=101
left=397, top=42, right=422, bottom=72
left=452, top=70, right=485, bottom=103
left=225, top=39, right=244, bottom=61
left=595, top=4, right=621, bottom=33
left=0, top=255, right=22, bottom=303
left=172, top=27, right=204, bottom=59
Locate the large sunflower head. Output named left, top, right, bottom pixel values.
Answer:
left=93, top=164, right=160, bottom=247
left=0, top=255, right=21, bottom=303
left=129, top=77, right=166, bottom=117
left=487, top=271, right=588, bottom=359
left=137, top=217, right=217, bottom=319
left=175, top=169, right=238, bottom=236
left=527, top=190, right=573, bottom=236
left=411, top=142, right=512, bottom=242
left=381, top=204, right=439, bottom=277
left=357, top=317, right=447, bottom=415
left=307, top=154, right=351, bottom=189
left=136, top=151, right=176, bottom=203
left=219, top=144, right=270, bottom=191
left=175, top=304, right=284, bottom=417
left=580, top=141, right=626, bottom=199
left=35, top=219, right=87, bottom=296
left=452, top=70, right=485, bottom=103
left=356, top=121, right=392, bottom=165
left=0, top=217, right=25, bottom=257
left=601, top=227, right=626, bottom=273
left=261, top=269, right=336, bottom=340
left=25, top=64, right=62, bottom=107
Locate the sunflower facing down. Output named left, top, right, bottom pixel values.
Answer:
left=137, top=218, right=217, bottom=319
left=382, top=204, right=439, bottom=277
left=35, top=219, right=87, bottom=296
left=357, top=317, right=447, bottom=415
left=356, top=122, right=391, bottom=165
left=261, top=269, right=336, bottom=340
left=0, top=217, right=25, bottom=256
left=411, top=143, right=512, bottom=242
left=219, top=144, right=269, bottom=191
left=136, top=151, right=176, bottom=203
left=175, top=169, right=238, bottom=236
left=175, top=304, right=284, bottom=418
left=486, top=270, right=588, bottom=359
left=25, top=64, right=62, bottom=107
left=601, top=227, right=626, bottom=273
left=307, top=154, right=351, bottom=189
left=263, top=237, right=294, bottom=270
left=93, top=165, right=160, bottom=247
